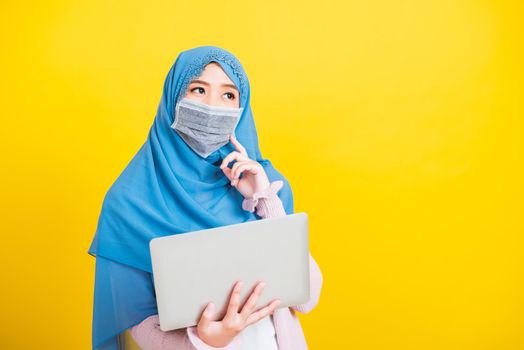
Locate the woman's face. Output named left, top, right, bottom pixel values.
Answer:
left=183, top=62, right=240, bottom=108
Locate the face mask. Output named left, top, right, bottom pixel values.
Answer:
left=171, top=97, right=243, bottom=158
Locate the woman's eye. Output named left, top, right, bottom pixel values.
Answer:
left=224, top=92, right=235, bottom=100
left=191, top=87, right=205, bottom=94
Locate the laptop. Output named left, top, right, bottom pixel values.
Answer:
left=149, top=212, right=310, bottom=331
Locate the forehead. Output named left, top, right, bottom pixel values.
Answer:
left=196, top=62, right=235, bottom=83
left=174, top=48, right=248, bottom=105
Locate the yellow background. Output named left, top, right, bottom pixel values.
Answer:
left=1, top=0, right=523, bottom=349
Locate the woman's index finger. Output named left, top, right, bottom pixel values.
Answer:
left=230, top=135, right=247, bottom=157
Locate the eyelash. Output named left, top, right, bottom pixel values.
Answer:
left=190, top=87, right=236, bottom=100
left=191, top=87, right=205, bottom=94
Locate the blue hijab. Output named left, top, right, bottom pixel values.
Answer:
left=88, top=46, right=294, bottom=350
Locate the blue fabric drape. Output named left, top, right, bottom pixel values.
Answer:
left=88, top=46, right=294, bottom=350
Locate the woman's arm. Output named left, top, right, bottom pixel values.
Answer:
left=130, top=314, right=243, bottom=350
left=248, top=182, right=324, bottom=314
left=288, top=253, right=323, bottom=314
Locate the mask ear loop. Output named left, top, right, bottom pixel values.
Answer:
left=171, top=100, right=182, bottom=130
left=230, top=104, right=244, bottom=139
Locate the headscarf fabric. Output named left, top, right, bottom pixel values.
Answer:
left=88, top=46, right=294, bottom=350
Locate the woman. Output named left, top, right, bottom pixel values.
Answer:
left=88, top=46, right=323, bottom=350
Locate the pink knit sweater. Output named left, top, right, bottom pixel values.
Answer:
left=130, top=182, right=323, bottom=350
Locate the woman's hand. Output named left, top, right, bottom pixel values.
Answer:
left=220, top=135, right=271, bottom=199
left=196, top=281, right=281, bottom=347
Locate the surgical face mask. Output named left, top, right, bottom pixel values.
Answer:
left=171, top=97, right=243, bottom=158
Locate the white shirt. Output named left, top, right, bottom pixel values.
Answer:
left=240, top=314, right=279, bottom=349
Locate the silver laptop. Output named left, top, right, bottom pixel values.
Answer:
left=149, top=212, right=309, bottom=331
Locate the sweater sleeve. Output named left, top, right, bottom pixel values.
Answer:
left=289, top=253, right=323, bottom=314
left=130, top=314, right=243, bottom=350
left=248, top=187, right=324, bottom=315
left=242, top=180, right=286, bottom=216
left=253, top=192, right=287, bottom=218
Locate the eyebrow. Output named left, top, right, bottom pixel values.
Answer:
left=190, top=79, right=239, bottom=92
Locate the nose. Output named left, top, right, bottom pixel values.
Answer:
left=202, top=90, right=226, bottom=107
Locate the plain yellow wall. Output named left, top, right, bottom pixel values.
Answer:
left=1, top=0, right=522, bottom=349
